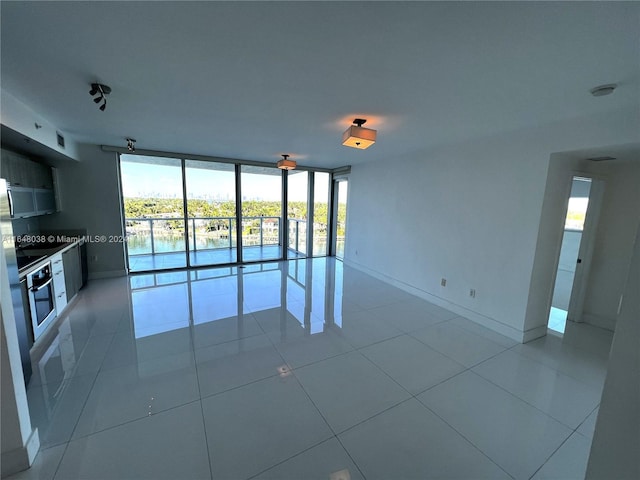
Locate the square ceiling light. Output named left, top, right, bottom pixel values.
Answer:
left=342, top=118, right=376, bottom=149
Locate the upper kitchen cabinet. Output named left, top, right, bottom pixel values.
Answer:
left=1, top=149, right=53, bottom=188
left=1, top=148, right=57, bottom=217
left=31, top=161, right=54, bottom=189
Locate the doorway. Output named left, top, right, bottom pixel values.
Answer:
left=548, top=175, right=603, bottom=333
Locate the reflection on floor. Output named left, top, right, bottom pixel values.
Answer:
left=11, top=258, right=613, bottom=480
left=128, top=245, right=306, bottom=271
left=549, top=306, right=568, bottom=334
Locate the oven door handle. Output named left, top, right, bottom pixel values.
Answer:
left=31, top=277, right=53, bottom=292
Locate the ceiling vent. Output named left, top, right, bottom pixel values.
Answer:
left=56, top=132, right=65, bottom=148
left=587, top=156, right=616, bottom=162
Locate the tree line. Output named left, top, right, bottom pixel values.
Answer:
left=124, top=197, right=346, bottom=226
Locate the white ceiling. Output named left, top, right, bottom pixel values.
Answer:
left=1, top=1, right=638, bottom=169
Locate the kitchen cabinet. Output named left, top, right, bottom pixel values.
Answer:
left=34, top=188, right=56, bottom=214
left=31, top=162, right=54, bottom=189
left=9, top=186, right=37, bottom=217
left=3, top=150, right=52, bottom=188
left=51, top=253, right=67, bottom=313
left=2, top=149, right=56, bottom=217
left=62, top=244, right=82, bottom=302
left=8, top=186, right=55, bottom=218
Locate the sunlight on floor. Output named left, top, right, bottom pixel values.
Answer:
left=549, top=307, right=568, bottom=334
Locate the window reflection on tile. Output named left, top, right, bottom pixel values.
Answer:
left=131, top=284, right=190, bottom=338
left=127, top=260, right=342, bottom=341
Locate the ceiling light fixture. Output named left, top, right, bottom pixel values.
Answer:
left=277, top=154, right=296, bottom=170
left=89, top=82, right=111, bottom=111
left=126, top=138, right=136, bottom=152
left=590, top=84, right=617, bottom=97
left=342, top=118, right=376, bottom=149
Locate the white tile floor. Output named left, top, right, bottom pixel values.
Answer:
left=9, top=258, right=613, bottom=480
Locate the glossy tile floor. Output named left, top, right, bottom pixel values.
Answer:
left=9, top=258, right=613, bottom=480
left=128, top=245, right=305, bottom=272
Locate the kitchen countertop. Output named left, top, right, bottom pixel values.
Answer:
left=17, top=238, right=84, bottom=278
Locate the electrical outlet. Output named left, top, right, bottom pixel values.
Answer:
left=441, top=278, right=447, bottom=287
left=90, top=255, right=98, bottom=262
left=470, top=289, right=476, bottom=298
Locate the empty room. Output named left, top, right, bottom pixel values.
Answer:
left=1, top=2, right=638, bottom=480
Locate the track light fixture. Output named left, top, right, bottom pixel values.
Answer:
left=89, top=83, right=111, bottom=111
left=590, top=83, right=617, bottom=97
left=126, top=138, right=136, bottom=152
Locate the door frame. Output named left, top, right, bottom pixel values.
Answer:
left=549, top=172, right=605, bottom=326
left=566, top=175, right=605, bottom=322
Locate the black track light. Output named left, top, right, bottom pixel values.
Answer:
left=89, top=82, right=111, bottom=111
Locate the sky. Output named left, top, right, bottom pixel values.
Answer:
left=120, top=157, right=326, bottom=203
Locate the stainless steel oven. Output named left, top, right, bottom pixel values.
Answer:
left=27, top=262, right=56, bottom=341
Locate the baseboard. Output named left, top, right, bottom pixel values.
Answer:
left=343, top=259, right=525, bottom=343
left=582, top=313, right=616, bottom=332
left=1, top=427, right=39, bottom=477
left=522, top=324, right=549, bottom=343
left=88, top=269, right=127, bottom=280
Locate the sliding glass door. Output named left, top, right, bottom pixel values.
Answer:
left=313, top=172, right=330, bottom=256
left=120, top=154, right=336, bottom=272
left=240, top=166, right=282, bottom=262
left=287, top=170, right=308, bottom=258
left=185, top=160, right=237, bottom=266
left=121, top=155, right=187, bottom=272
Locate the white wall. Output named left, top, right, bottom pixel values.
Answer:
left=581, top=160, right=640, bottom=330
left=0, top=91, right=79, bottom=161
left=346, top=107, right=638, bottom=341
left=586, top=218, right=640, bottom=479
left=39, top=144, right=126, bottom=278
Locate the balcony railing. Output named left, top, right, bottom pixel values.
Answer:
left=288, top=218, right=307, bottom=256
left=125, top=215, right=334, bottom=259
left=125, top=216, right=280, bottom=256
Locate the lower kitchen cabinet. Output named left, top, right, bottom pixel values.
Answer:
left=63, top=243, right=82, bottom=302
left=51, top=252, right=67, bottom=313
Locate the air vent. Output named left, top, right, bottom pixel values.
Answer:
left=56, top=132, right=65, bottom=148
left=587, top=156, right=616, bottom=162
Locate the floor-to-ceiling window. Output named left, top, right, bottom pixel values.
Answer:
left=120, top=153, right=339, bottom=272
left=333, top=179, right=348, bottom=259
left=313, top=172, right=330, bottom=256
left=240, top=165, right=282, bottom=262
left=287, top=170, right=308, bottom=258
left=185, top=160, right=237, bottom=267
left=121, top=155, right=187, bottom=271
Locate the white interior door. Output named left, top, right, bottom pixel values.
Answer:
left=567, top=177, right=605, bottom=322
